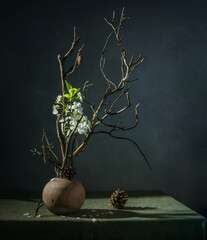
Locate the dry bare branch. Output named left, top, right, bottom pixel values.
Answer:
left=92, top=130, right=151, bottom=169
left=32, top=8, right=151, bottom=176
left=82, top=81, right=95, bottom=113
left=62, top=116, right=84, bottom=173
left=31, top=130, right=61, bottom=170
left=66, top=44, right=85, bottom=75
left=42, top=129, right=59, bottom=164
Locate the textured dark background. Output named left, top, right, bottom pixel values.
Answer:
left=1, top=0, right=207, bottom=217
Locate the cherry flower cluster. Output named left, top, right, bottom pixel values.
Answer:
left=52, top=90, right=91, bottom=136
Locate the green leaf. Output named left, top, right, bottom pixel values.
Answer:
left=65, top=81, right=72, bottom=92
left=63, top=94, right=70, bottom=99
left=72, top=96, right=78, bottom=101
left=74, top=88, right=80, bottom=95
left=69, top=89, right=75, bottom=97
left=66, top=129, right=71, bottom=136
left=62, top=102, right=67, bottom=108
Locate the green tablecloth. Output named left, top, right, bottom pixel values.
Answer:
left=0, top=191, right=206, bottom=240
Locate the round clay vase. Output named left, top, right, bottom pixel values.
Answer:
left=42, top=178, right=85, bottom=215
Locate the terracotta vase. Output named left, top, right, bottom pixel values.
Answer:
left=42, top=178, right=85, bottom=215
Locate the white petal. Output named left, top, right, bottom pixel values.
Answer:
left=52, top=109, right=58, bottom=115
left=23, top=213, right=29, bottom=216
left=92, top=218, right=97, bottom=223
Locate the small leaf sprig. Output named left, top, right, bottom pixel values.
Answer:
left=52, top=81, right=91, bottom=137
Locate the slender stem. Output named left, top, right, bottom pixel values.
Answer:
left=93, top=130, right=152, bottom=170
left=72, top=132, right=92, bottom=157
left=62, top=116, right=83, bottom=172
left=70, top=134, right=78, bottom=166
left=56, top=114, right=66, bottom=160
left=43, top=130, right=60, bottom=164
left=35, top=196, right=44, bottom=216
left=56, top=27, right=84, bottom=172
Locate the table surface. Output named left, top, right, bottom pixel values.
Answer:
left=0, top=191, right=206, bottom=240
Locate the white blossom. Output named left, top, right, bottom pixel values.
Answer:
left=77, top=116, right=91, bottom=135
left=66, top=104, right=73, bottom=112
left=69, top=119, right=77, bottom=129
left=77, top=92, right=83, bottom=102
left=55, top=95, right=91, bottom=136
left=72, top=101, right=81, bottom=109
left=72, top=102, right=83, bottom=115
left=55, top=95, right=62, bottom=104
left=52, top=105, right=58, bottom=115
left=67, top=114, right=91, bottom=136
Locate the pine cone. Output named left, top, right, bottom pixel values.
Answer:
left=62, top=166, right=76, bottom=180
left=110, top=189, right=128, bottom=209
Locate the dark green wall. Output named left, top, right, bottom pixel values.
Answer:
left=1, top=0, right=207, bottom=217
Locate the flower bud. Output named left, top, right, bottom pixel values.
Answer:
left=77, top=55, right=84, bottom=65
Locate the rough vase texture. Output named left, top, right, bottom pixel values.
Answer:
left=42, top=178, right=85, bottom=215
